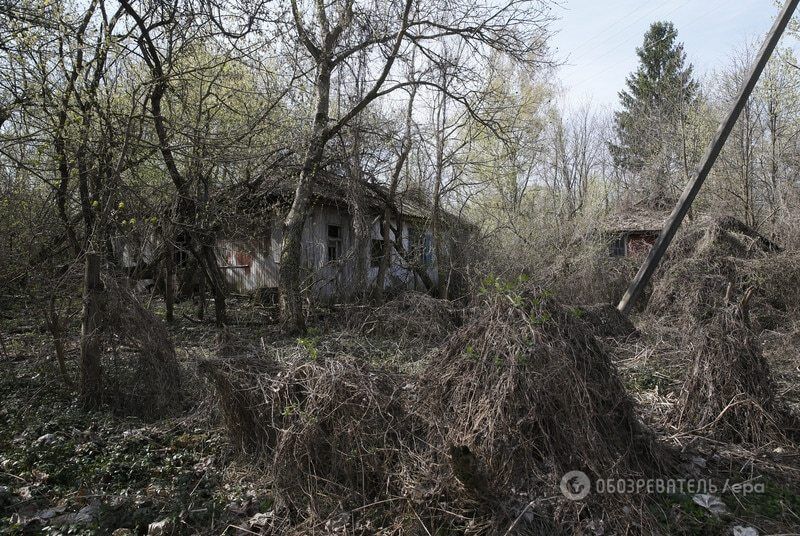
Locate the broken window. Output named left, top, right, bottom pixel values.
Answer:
left=371, top=239, right=384, bottom=267
left=609, top=235, right=627, bottom=257
left=408, top=227, right=433, bottom=267
left=327, top=224, right=342, bottom=262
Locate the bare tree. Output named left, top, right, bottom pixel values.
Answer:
left=277, top=0, right=553, bottom=331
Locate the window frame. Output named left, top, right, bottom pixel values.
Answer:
left=609, top=234, right=627, bottom=257
left=327, top=224, right=342, bottom=262
left=408, top=226, right=433, bottom=267
left=370, top=238, right=385, bottom=267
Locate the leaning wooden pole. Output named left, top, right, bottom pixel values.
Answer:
left=618, top=0, right=800, bottom=315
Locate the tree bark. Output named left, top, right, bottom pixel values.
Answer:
left=164, top=233, right=175, bottom=323
left=279, top=61, right=331, bottom=333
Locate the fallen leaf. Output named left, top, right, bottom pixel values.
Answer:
left=692, top=494, right=728, bottom=516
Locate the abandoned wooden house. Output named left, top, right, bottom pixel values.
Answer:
left=113, top=174, right=468, bottom=300
left=603, top=207, right=669, bottom=257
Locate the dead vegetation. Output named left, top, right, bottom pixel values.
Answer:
left=199, top=349, right=414, bottom=527
left=198, top=357, right=280, bottom=455
left=644, top=217, right=800, bottom=443
left=345, top=291, right=459, bottom=343
left=650, top=216, right=800, bottom=326
left=574, top=303, right=637, bottom=337
left=101, top=277, right=183, bottom=418
left=415, top=284, right=666, bottom=532
left=672, top=287, right=795, bottom=443
left=200, top=285, right=674, bottom=533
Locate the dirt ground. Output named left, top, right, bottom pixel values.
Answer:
left=1, top=292, right=799, bottom=535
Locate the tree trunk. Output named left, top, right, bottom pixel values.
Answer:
left=201, top=243, right=227, bottom=327
left=79, top=252, right=103, bottom=410
left=432, top=191, right=448, bottom=299
left=164, top=234, right=175, bottom=323
left=279, top=153, right=317, bottom=333
left=349, top=195, right=369, bottom=300
left=279, top=61, right=332, bottom=333
left=376, top=86, right=415, bottom=302
left=375, top=207, right=394, bottom=302
left=45, top=295, right=72, bottom=386
left=196, top=270, right=206, bottom=321
left=432, top=76, right=449, bottom=299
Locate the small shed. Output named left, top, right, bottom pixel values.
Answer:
left=602, top=208, right=669, bottom=258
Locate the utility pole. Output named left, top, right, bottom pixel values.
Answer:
left=617, top=0, right=800, bottom=315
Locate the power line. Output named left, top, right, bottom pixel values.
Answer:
left=562, top=0, right=668, bottom=58
left=567, top=0, right=726, bottom=93
left=567, top=0, right=687, bottom=65
left=569, top=0, right=695, bottom=68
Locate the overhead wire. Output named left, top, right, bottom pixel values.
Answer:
left=566, top=0, right=730, bottom=93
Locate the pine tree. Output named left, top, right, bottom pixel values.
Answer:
left=610, top=22, right=698, bottom=201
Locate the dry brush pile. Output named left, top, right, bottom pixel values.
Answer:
left=101, top=276, right=183, bottom=418
left=414, top=284, right=664, bottom=532
left=42, top=268, right=183, bottom=419
left=647, top=217, right=800, bottom=443
left=344, top=291, right=459, bottom=344
left=672, top=287, right=794, bottom=443
left=203, top=286, right=667, bottom=533
left=200, top=351, right=415, bottom=528
left=650, top=216, right=798, bottom=326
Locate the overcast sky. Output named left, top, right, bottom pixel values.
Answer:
left=551, top=0, right=798, bottom=109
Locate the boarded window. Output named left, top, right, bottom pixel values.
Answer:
left=327, top=224, right=342, bottom=262
left=609, top=235, right=627, bottom=257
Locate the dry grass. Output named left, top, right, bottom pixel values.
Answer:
left=200, top=347, right=415, bottom=525
left=345, top=291, right=459, bottom=344
left=414, top=283, right=667, bottom=532
left=102, top=276, right=182, bottom=418
left=671, top=288, right=797, bottom=444
left=574, top=303, right=637, bottom=337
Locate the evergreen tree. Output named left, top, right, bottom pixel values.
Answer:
left=610, top=22, right=698, bottom=201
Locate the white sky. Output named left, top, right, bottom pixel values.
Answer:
left=551, top=0, right=799, bottom=108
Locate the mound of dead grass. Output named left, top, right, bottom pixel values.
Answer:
left=102, top=277, right=182, bottom=418
left=650, top=217, right=800, bottom=328
left=672, top=288, right=798, bottom=444
left=269, top=356, right=412, bottom=515
left=198, top=357, right=279, bottom=454
left=348, top=291, right=458, bottom=344
left=415, top=283, right=665, bottom=531
left=200, top=350, right=414, bottom=521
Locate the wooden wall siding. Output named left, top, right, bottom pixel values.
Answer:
left=216, top=237, right=277, bottom=293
